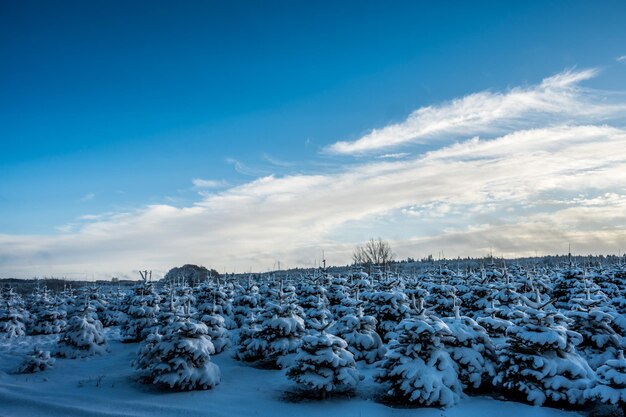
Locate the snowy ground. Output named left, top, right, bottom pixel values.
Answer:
left=0, top=329, right=584, bottom=417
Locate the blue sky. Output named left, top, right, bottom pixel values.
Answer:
left=1, top=1, right=626, bottom=278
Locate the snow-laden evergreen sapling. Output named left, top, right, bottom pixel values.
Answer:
left=195, top=278, right=236, bottom=330
left=173, top=283, right=196, bottom=317
left=232, top=277, right=260, bottom=327
left=304, top=294, right=332, bottom=331
left=14, top=347, right=55, bottom=373
left=234, top=311, right=264, bottom=362
left=587, top=267, right=620, bottom=302
left=448, top=271, right=471, bottom=316
left=334, top=296, right=385, bottom=364
left=133, top=306, right=220, bottom=391
left=55, top=299, right=107, bottom=358
left=442, top=302, right=496, bottom=391
left=494, top=291, right=594, bottom=405
left=157, top=288, right=179, bottom=327
left=258, top=283, right=306, bottom=368
left=221, top=279, right=238, bottom=329
left=460, top=270, right=496, bottom=319
left=133, top=330, right=163, bottom=377
left=376, top=297, right=462, bottom=408
left=58, top=286, right=77, bottom=318
left=362, top=279, right=409, bottom=342
left=298, top=277, right=329, bottom=328
left=198, top=297, right=230, bottom=354
left=286, top=309, right=361, bottom=398
left=566, top=289, right=623, bottom=370
left=492, top=270, right=521, bottom=319
left=476, top=301, right=512, bottom=338
left=121, top=278, right=160, bottom=343
left=81, top=285, right=108, bottom=323
left=99, top=286, right=126, bottom=327
left=602, top=266, right=626, bottom=313
left=424, top=280, right=457, bottom=318
left=234, top=283, right=306, bottom=368
left=552, top=255, right=585, bottom=310
left=326, top=274, right=353, bottom=319
left=0, top=287, right=28, bottom=338
left=589, top=350, right=626, bottom=415
left=29, top=288, right=66, bottom=335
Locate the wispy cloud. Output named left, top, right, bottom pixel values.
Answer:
left=262, top=153, right=294, bottom=167
left=226, top=158, right=270, bottom=176
left=1, top=69, right=625, bottom=279
left=617, top=55, right=626, bottom=63
left=78, top=192, right=95, bottom=202
left=326, top=68, right=623, bottom=155
left=378, top=153, right=410, bottom=159
left=192, top=178, right=228, bottom=188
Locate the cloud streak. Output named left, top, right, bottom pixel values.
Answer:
left=326, top=68, right=623, bottom=155
left=192, top=179, right=228, bottom=189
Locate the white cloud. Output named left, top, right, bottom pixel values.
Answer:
left=617, top=55, right=626, bottom=63
left=2, top=123, right=625, bottom=278
left=326, top=68, right=624, bottom=155
left=1, top=69, right=626, bottom=279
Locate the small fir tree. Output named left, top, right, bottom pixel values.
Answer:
left=376, top=298, right=462, bottom=407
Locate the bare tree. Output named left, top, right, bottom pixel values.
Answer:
left=352, top=238, right=395, bottom=267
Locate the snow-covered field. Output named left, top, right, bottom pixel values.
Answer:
left=0, top=329, right=581, bottom=417
left=4, top=260, right=626, bottom=416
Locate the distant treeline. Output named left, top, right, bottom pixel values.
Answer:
left=2, top=253, right=624, bottom=295
left=0, top=278, right=136, bottom=296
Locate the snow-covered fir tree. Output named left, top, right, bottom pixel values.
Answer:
left=14, top=347, right=55, bottom=374
left=121, top=278, right=160, bottom=343
left=460, top=270, right=496, bottom=319
left=424, top=277, right=457, bottom=318
left=442, top=303, right=496, bottom=391
left=58, top=286, right=77, bottom=318
left=589, top=350, right=626, bottom=415
left=362, top=279, right=409, bottom=342
left=476, top=301, right=513, bottom=338
left=234, top=283, right=306, bottom=369
left=232, top=277, right=260, bottom=327
left=173, top=283, right=197, bottom=317
left=86, top=285, right=108, bottom=320
left=133, top=329, right=163, bottom=377
left=157, top=288, right=180, bottom=327
left=99, top=286, right=126, bottom=327
left=491, top=270, right=521, bottom=319
left=552, top=255, right=585, bottom=310
left=54, top=300, right=107, bottom=358
left=28, top=288, right=66, bottom=335
left=0, top=287, right=28, bottom=338
left=199, top=305, right=230, bottom=354
left=234, top=311, right=265, bottom=362
left=376, top=298, right=462, bottom=407
left=326, top=274, right=353, bottom=319
left=494, top=291, right=594, bottom=405
left=566, top=289, right=623, bottom=370
left=334, top=298, right=385, bottom=364
left=133, top=309, right=220, bottom=391
left=195, top=279, right=236, bottom=330
left=298, top=277, right=329, bottom=328
left=286, top=315, right=361, bottom=397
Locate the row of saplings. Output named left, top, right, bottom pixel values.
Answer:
left=12, top=286, right=626, bottom=414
